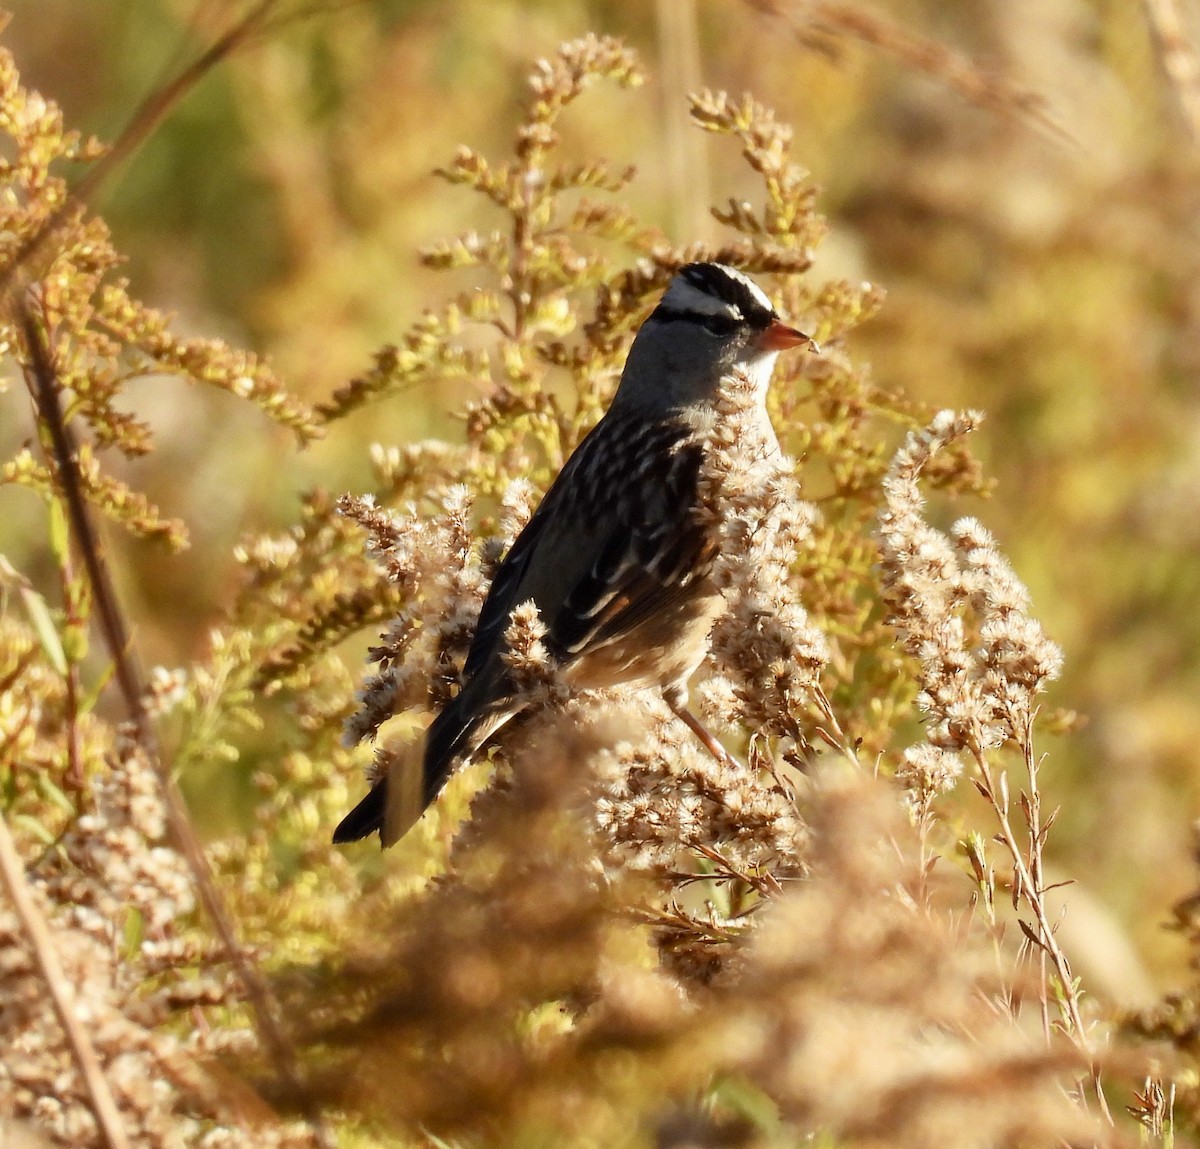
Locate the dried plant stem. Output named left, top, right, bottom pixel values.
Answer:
left=694, top=842, right=784, bottom=897
left=741, top=0, right=1072, bottom=145
left=811, top=683, right=861, bottom=768
left=906, top=808, right=936, bottom=917
left=0, top=0, right=284, bottom=304
left=1142, top=0, right=1200, bottom=140
left=508, top=178, right=534, bottom=341
left=654, top=0, right=712, bottom=241
left=57, top=552, right=84, bottom=793
left=0, top=645, right=37, bottom=769
left=62, top=659, right=83, bottom=792
left=19, top=306, right=332, bottom=1148
left=631, top=905, right=737, bottom=944
left=0, top=812, right=131, bottom=1149
left=971, top=740, right=1112, bottom=1121
left=1019, top=720, right=1053, bottom=1045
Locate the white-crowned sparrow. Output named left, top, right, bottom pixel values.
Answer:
left=334, top=262, right=815, bottom=845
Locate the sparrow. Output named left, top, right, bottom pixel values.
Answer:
left=334, top=262, right=814, bottom=845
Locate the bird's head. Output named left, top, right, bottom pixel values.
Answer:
left=615, top=262, right=817, bottom=411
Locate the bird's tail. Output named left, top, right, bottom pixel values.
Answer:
left=421, top=683, right=510, bottom=806
left=331, top=780, right=386, bottom=844
left=332, top=680, right=512, bottom=847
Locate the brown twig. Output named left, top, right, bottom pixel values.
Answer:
left=811, top=682, right=862, bottom=768
left=1019, top=721, right=1053, bottom=1046
left=0, top=811, right=131, bottom=1149
left=18, top=304, right=332, bottom=1146
left=3, top=5, right=339, bottom=1136
left=629, top=905, right=738, bottom=943
left=694, top=842, right=784, bottom=897
left=56, top=550, right=85, bottom=794
left=971, top=737, right=1112, bottom=1122
left=0, top=644, right=38, bottom=759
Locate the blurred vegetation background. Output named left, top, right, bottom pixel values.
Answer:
left=3, top=0, right=1199, bottom=996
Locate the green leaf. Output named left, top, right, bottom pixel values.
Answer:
left=707, top=1074, right=783, bottom=1134
left=12, top=813, right=58, bottom=846
left=47, top=495, right=70, bottom=566
left=19, top=584, right=67, bottom=676
left=79, top=658, right=117, bottom=715
left=61, top=620, right=89, bottom=665
left=122, top=906, right=145, bottom=958
left=36, top=772, right=75, bottom=816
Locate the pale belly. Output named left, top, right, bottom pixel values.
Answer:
left=561, top=584, right=724, bottom=696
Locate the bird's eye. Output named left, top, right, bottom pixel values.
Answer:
left=700, top=313, right=739, bottom=338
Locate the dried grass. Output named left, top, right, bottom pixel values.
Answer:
left=3, top=9, right=1196, bottom=1149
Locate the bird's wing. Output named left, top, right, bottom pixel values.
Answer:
left=550, top=431, right=714, bottom=658
left=463, top=411, right=713, bottom=681
left=491, top=414, right=714, bottom=666
left=461, top=416, right=621, bottom=680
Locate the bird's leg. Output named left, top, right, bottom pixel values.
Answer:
left=665, top=692, right=741, bottom=770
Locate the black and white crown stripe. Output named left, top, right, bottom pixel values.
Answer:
left=655, top=262, right=777, bottom=328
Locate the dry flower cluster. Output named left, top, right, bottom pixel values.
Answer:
left=2, top=14, right=1197, bottom=1149
left=695, top=359, right=829, bottom=750
left=0, top=734, right=317, bottom=1149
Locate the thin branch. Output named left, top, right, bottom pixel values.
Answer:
left=1, top=10, right=350, bottom=1141
left=0, top=811, right=131, bottom=1149
left=18, top=303, right=333, bottom=1147
left=693, top=842, right=784, bottom=897
left=811, top=682, right=862, bottom=768
left=1017, top=715, right=1053, bottom=1046
left=971, top=739, right=1112, bottom=1122
left=628, top=905, right=738, bottom=943
left=56, top=549, right=85, bottom=794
